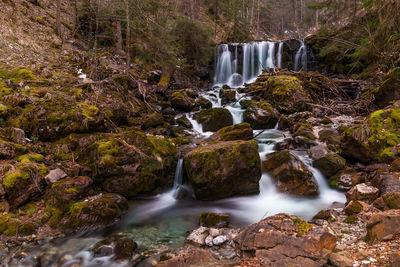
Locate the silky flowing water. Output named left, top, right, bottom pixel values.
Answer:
left=6, top=40, right=345, bottom=267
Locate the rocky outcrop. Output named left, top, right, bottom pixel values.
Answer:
left=263, top=150, right=319, bottom=196
left=193, top=108, right=233, bottom=132
left=184, top=140, right=261, bottom=200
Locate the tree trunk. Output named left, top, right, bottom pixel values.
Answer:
left=115, top=19, right=123, bottom=52
left=125, top=0, right=130, bottom=67
left=56, top=0, right=61, bottom=36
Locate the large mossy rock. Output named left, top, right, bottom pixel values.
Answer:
left=309, top=145, right=346, bottom=177
left=263, top=150, right=319, bottom=196
left=219, top=89, right=236, bottom=105
left=170, top=92, right=195, bottom=111
left=341, top=107, right=400, bottom=163
left=184, top=140, right=261, bottom=200
left=206, top=123, right=253, bottom=142
left=2, top=162, right=47, bottom=209
left=373, top=68, right=400, bottom=108
left=193, top=108, right=233, bottom=132
left=79, top=130, right=177, bottom=198
left=243, top=101, right=280, bottom=129
left=251, top=75, right=311, bottom=114
left=66, top=193, right=128, bottom=228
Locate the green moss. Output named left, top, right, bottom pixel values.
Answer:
left=292, top=217, right=312, bottom=235
left=199, top=212, right=230, bottom=227
left=80, top=102, right=99, bottom=119
left=383, top=193, right=400, bottom=209
left=19, top=203, right=38, bottom=217
left=9, top=67, right=36, bottom=80
left=16, top=153, right=44, bottom=163
left=344, top=214, right=358, bottom=224
left=3, top=170, right=30, bottom=188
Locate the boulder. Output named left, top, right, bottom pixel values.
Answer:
left=93, top=236, right=137, bottom=259
left=199, top=212, right=230, bottom=228
left=243, top=101, right=280, bottom=129
left=184, top=140, right=261, bottom=200
left=219, top=89, right=236, bottom=104
left=196, top=96, right=212, bottom=109
left=142, top=113, right=164, bottom=129
left=176, top=116, right=192, bottom=128
left=235, top=214, right=336, bottom=266
left=250, top=75, right=312, bottom=114
left=2, top=162, right=47, bottom=209
left=345, top=183, right=379, bottom=203
left=309, top=145, right=346, bottom=177
left=170, top=92, right=195, bottom=111
left=205, top=123, right=253, bottom=142
left=328, top=252, right=354, bottom=267
left=66, top=193, right=128, bottom=228
left=371, top=172, right=400, bottom=195
left=343, top=200, right=364, bottom=215
left=318, top=129, right=341, bottom=149
left=373, top=192, right=400, bottom=210
left=373, top=67, right=400, bottom=108
left=186, top=226, right=209, bottom=246
left=193, top=108, right=233, bottom=132
left=263, top=150, right=319, bottom=196
left=10, top=128, right=26, bottom=145
left=45, top=168, right=67, bottom=184
left=366, top=209, right=400, bottom=243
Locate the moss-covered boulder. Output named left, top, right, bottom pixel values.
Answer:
left=142, top=113, right=164, bottom=129
left=184, top=140, right=261, bottom=200
left=0, top=213, right=36, bottom=236
left=309, top=145, right=346, bottom=178
left=79, top=130, right=177, bottom=198
left=373, top=68, right=400, bottom=108
left=176, top=116, right=192, bottom=128
left=0, top=137, right=27, bottom=159
left=243, top=101, right=280, bottom=129
left=341, top=108, right=400, bottom=163
left=47, top=176, right=93, bottom=210
left=196, top=96, right=212, bottom=109
left=206, top=123, right=253, bottom=142
left=318, top=129, right=342, bottom=149
left=2, top=162, right=47, bottom=209
left=251, top=75, right=311, bottom=114
left=219, top=89, right=236, bottom=105
left=170, top=92, right=195, bottom=111
left=66, top=193, right=128, bottom=228
left=193, top=108, right=233, bottom=132
left=263, top=150, right=319, bottom=196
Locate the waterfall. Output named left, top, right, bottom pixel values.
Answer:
left=294, top=40, right=307, bottom=71
left=266, top=41, right=276, bottom=68
left=214, top=44, right=233, bottom=85
left=173, top=158, right=184, bottom=199
left=277, top=42, right=283, bottom=68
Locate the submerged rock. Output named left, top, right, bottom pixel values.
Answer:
left=263, top=150, right=319, bottom=196
left=184, top=140, right=261, bottom=200
left=193, top=108, right=233, bottom=132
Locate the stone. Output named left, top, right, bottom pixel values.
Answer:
left=45, top=168, right=67, bottom=184
left=186, top=227, right=209, bottom=246
left=213, top=235, right=227, bottom=246
left=318, top=129, right=342, bottom=147
left=309, top=145, right=346, bottom=177
left=205, top=123, right=253, bottom=142
left=47, top=176, right=93, bottom=208
left=219, top=89, right=236, bottom=104
left=313, top=209, right=340, bottom=221
left=170, top=92, right=195, bottom=111
left=243, top=101, right=280, bottom=130
left=205, top=235, right=213, bottom=246
left=328, top=252, right=354, bottom=267
left=193, top=108, right=233, bottom=132
left=11, top=128, right=26, bottom=145
left=0, top=104, right=7, bottom=118
left=373, top=67, right=400, bottom=108
left=176, top=116, right=192, bottom=128
left=345, top=183, right=379, bottom=203
left=371, top=172, right=400, bottom=195
left=366, top=209, right=400, bottom=243
left=93, top=237, right=137, bottom=259
left=336, top=172, right=354, bottom=191
left=263, top=150, right=319, bottom=196
left=199, top=212, right=230, bottom=227
left=343, top=201, right=364, bottom=215
left=142, top=113, right=164, bottom=129
left=185, top=140, right=261, bottom=200
left=196, top=96, right=212, bottom=109
left=390, top=158, right=400, bottom=172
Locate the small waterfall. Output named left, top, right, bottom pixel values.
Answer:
left=265, top=41, right=276, bottom=68
left=173, top=158, right=184, bottom=192
left=214, top=44, right=233, bottom=84
left=294, top=40, right=307, bottom=71
left=277, top=42, right=283, bottom=68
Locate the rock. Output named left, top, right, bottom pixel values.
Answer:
left=235, top=213, right=336, bottom=266
left=176, top=116, right=192, bottom=128
left=313, top=209, right=340, bottom=221
left=186, top=226, right=209, bottom=246
left=278, top=115, right=294, bottom=130
left=318, top=129, right=341, bottom=148
left=345, top=183, right=379, bottom=203
left=4, top=93, right=34, bottom=107
left=293, top=121, right=316, bottom=141
left=219, top=89, right=236, bottom=104
left=66, top=193, right=128, bottom=228
left=47, top=176, right=93, bottom=208
left=328, top=252, right=354, bottom=267
left=373, top=67, right=400, bottom=108
left=199, top=212, right=229, bottom=227
left=371, top=172, right=400, bottom=195
left=334, top=172, right=354, bottom=191
left=93, top=236, right=137, bottom=259
left=390, top=158, right=400, bottom=172
left=0, top=104, right=8, bottom=118
left=366, top=209, right=400, bottom=243
left=343, top=200, right=364, bottom=215
left=142, top=113, right=164, bottom=129
left=309, top=145, right=346, bottom=177
left=10, top=128, right=26, bottom=145
left=205, top=123, right=253, bottom=142
left=263, top=150, right=319, bottom=196
left=184, top=140, right=261, bottom=200
left=213, top=235, right=227, bottom=246
left=170, top=92, right=195, bottom=111
left=2, top=162, right=47, bottom=209
left=45, top=168, right=67, bottom=184
left=196, top=96, right=212, bottom=109
left=251, top=75, right=312, bottom=114
left=374, top=192, right=400, bottom=210
left=193, top=108, right=233, bottom=132
left=205, top=235, right=214, bottom=246
left=184, top=89, right=199, bottom=99
left=389, top=252, right=400, bottom=267
left=158, top=248, right=219, bottom=267
left=243, top=101, right=280, bottom=129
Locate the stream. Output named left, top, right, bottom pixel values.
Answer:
left=6, top=40, right=346, bottom=267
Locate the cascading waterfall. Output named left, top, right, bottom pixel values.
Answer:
left=214, top=39, right=309, bottom=87
left=294, top=40, right=308, bottom=71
